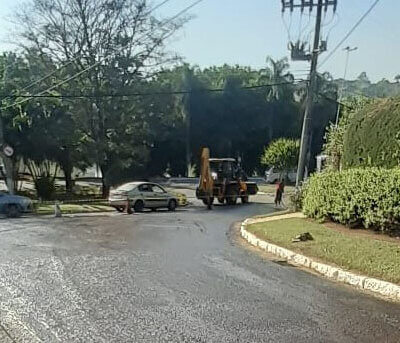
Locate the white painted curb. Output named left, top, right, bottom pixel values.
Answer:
left=241, top=213, right=400, bottom=301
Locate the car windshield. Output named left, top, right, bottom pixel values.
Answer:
left=152, top=185, right=166, bottom=194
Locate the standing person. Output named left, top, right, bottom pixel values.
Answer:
left=274, top=179, right=285, bottom=207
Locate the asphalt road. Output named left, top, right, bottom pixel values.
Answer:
left=0, top=195, right=400, bottom=342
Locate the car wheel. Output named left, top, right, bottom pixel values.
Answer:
left=168, top=199, right=177, bottom=211
left=7, top=204, right=21, bottom=218
left=151, top=208, right=157, bottom=212
left=134, top=200, right=144, bottom=212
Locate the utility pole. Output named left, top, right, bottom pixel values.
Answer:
left=182, top=69, right=192, bottom=178
left=282, top=0, right=338, bottom=186
left=296, top=0, right=323, bottom=186
left=335, top=46, right=357, bottom=125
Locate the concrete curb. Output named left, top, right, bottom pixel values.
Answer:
left=241, top=213, right=400, bottom=301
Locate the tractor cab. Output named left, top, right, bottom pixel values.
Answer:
left=209, top=158, right=248, bottom=183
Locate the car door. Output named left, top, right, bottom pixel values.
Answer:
left=137, top=183, right=156, bottom=208
left=151, top=184, right=169, bottom=207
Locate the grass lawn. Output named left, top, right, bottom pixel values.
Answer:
left=247, top=218, right=400, bottom=284
left=36, top=202, right=114, bottom=215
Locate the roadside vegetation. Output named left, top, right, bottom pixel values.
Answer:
left=248, top=218, right=400, bottom=284
left=247, top=96, right=400, bottom=284
left=298, top=96, right=400, bottom=232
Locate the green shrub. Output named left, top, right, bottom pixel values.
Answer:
left=323, top=97, right=371, bottom=171
left=302, top=168, right=400, bottom=230
left=289, top=187, right=304, bottom=212
left=343, top=97, right=400, bottom=168
left=34, top=177, right=56, bottom=200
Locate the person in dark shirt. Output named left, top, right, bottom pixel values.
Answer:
left=274, top=179, right=285, bottom=207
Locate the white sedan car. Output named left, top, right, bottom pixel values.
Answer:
left=265, top=167, right=297, bottom=184
left=108, top=182, right=178, bottom=212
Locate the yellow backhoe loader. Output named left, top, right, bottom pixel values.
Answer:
left=196, top=148, right=258, bottom=209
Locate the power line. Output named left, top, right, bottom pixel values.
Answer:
left=2, top=0, right=200, bottom=111
left=0, top=80, right=306, bottom=100
left=2, top=0, right=175, bottom=100
left=319, top=0, right=381, bottom=69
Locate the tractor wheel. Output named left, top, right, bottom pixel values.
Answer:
left=207, top=196, right=214, bottom=209
left=202, top=196, right=214, bottom=209
left=202, top=197, right=214, bottom=206
left=226, top=187, right=238, bottom=205
left=241, top=195, right=249, bottom=204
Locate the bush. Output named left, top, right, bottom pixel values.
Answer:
left=343, top=97, right=400, bottom=168
left=302, top=168, right=400, bottom=230
left=322, top=97, right=371, bottom=171
left=289, top=187, right=304, bottom=212
left=34, top=177, right=56, bottom=200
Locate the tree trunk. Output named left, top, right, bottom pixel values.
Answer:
left=59, top=150, right=74, bottom=194
left=61, top=164, right=73, bottom=194
left=100, top=164, right=110, bottom=198
left=2, top=156, right=15, bottom=195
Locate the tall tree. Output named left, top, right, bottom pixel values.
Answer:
left=263, top=56, right=294, bottom=101
left=15, top=0, right=187, bottom=196
left=261, top=138, right=300, bottom=180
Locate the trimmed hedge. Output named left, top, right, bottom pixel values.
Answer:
left=302, top=168, right=400, bottom=230
left=343, top=97, right=400, bottom=168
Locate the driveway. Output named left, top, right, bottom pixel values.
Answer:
left=0, top=195, right=399, bottom=342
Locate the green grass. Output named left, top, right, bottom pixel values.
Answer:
left=36, top=202, right=114, bottom=215
left=248, top=218, right=400, bottom=284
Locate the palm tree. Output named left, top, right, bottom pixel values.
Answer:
left=258, top=57, right=296, bottom=141
left=262, top=56, right=295, bottom=101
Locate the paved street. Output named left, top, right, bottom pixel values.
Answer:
left=0, top=195, right=400, bottom=342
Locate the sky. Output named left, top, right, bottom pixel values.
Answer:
left=0, top=0, right=398, bottom=82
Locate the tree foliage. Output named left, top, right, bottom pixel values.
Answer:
left=323, top=97, right=372, bottom=171
left=261, top=138, right=299, bottom=173
left=1, top=31, right=341, bottom=197
left=14, top=0, right=186, bottom=196
left=336, top=71, right=400, bottom=98
left=343, top=97, right=400, bottom=168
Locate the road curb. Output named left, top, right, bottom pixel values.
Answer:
left=241, top=213, right=400, bottom=301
